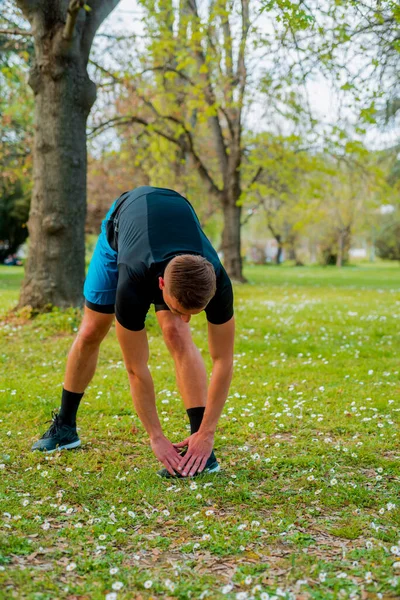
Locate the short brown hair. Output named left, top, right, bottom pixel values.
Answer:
left=164, top=255, right=217, bottom=310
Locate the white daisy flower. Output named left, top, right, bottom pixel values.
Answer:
left=222, top=584, right=234, bottom=594
left=164, top=579, right=175, bottom=591
left=111, top=582, right=123, bottom=591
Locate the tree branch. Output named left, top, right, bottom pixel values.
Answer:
left=163, top=114, right=222, bottom=196
left=186, top=0, right=228, bottom=174
left=237, top=0, right=250, bottom=111
left=88, top=58, right=118, bottom=80
left=139, top=65, right=196, bottom=87
left=88, top=115, right=178, bottom=143
left=88, top=114, right=222, bottom=196
left=0, top=27, right=33, bottom=36
left=221, top=0, right=234, bottom=93
left=218, top=106, right=235, bottom=140
left=240, top=206, right=260, bottom=227
left=246, top=166, right=263, bottom=190
left=63, top=0, right=85, bottom=41
left=81, top=0, right=121, bottom=64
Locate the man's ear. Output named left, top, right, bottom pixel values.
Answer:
left=159, top=276, right=165, bottom=290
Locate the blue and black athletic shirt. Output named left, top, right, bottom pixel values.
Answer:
left=107, top=186, right=234, bottom=331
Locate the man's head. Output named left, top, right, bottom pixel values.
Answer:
left=159, top=255, right=217, bottom=322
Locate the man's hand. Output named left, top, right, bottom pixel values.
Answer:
left=150, top=435, right=182, bottom=476
left=173, top=432, right=215, bottom=477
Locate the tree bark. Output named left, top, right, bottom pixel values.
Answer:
left=336, top=226, right=350, bottom=268
left=16, top=0, right=120, bottom=309
left=19, top=56, right=96, bottom=308
left=221, top=195, right=245, bottom=282
left=276, top=235, right=283, bottom=265
left=336, top=231, right=343, bottom=268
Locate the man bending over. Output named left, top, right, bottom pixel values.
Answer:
left=32, top=186, right=235, bottom=477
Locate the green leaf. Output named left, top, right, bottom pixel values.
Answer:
left=340, top=82, right=354, bottom=91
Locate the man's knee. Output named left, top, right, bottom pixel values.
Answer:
left=125, top=364, right=149, bottom=380
left=162, top=323, right=191, bottom=356
left=76, top=313, right=113, bottom=346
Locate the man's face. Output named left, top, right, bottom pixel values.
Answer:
left=159, top=277, right=204, bottom=323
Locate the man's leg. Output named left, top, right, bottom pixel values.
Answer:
left=156, top=311, right=217, bottom=471
left=60, top=306, right=114, bottom=423
left=156, top=311, right=207, bottom=409
left=32, top=196, right=119, bottom=451
left=32, top=307, right=114, bottom=451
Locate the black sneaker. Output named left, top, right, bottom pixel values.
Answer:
left=31, top=410, right=81, bottom=452
left=157, top=455, right=220, bottom=479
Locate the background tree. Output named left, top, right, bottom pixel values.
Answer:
left=0, top=29, right=33, bottom=263
left=90, top=0, right=268, bottom=281
left=262, top=0, right=400, bottom=128
left=375, top=214, right=400, bottom=262
left=0, top=180, right=30, bottom=261
left=241, top=132, right=327, bottom=264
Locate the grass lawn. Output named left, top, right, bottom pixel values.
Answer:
left=0, top=263, right=399, bottom=600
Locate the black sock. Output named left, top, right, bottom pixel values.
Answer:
left=186, top=406, right=217, bottom=463
left=58, top=388, right=84, bottom=427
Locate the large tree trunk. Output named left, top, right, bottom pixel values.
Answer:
left=336, top=231, right=344, bottom=268
left=16, top=0, right=120, bottom=310
left=336, top=226, right=351, bottom=268
left=19, top=58, right=96, bottom=308
left=275, top=235, right=283, bottom=265
left=221, top=198, right=245, bottom=282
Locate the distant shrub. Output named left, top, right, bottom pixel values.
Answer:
left=0, top=179, right=30, bottom=261
left=375, top=218, right=400, bottom=261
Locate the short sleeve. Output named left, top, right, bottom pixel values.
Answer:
left=205, top=265, right=234, bottom=325
left=115, top=264, right=151, bottom=331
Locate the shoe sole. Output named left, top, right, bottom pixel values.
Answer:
left=32, top=440, right=81, bottom=453
left=204, top=463, right=220, bottom=474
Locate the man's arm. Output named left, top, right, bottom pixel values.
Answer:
left=200, top=316, right=235, bottom=433
left=175, top=317, right=235, bottom=476
left=115, top=321, right=181, bottom=476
